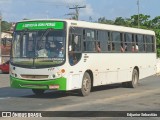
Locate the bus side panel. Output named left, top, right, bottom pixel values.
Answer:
left=67, top=74, right=83, bottom=90
left=65, top=52, right=156, bottom=90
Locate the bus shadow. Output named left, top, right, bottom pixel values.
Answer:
left=0, top=86, right=72, bottom=99
left=0, top=86, right=81, bottom=99
left=22, top=90, right=81, bottom=99
left=91, top=83, right=122, bottom=92
left=0, top=84, right=123, bottom=99
left=22, top=84, right=123, bottom=98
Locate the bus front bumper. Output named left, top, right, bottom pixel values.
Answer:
left=10, top=76, right=66, bottom=90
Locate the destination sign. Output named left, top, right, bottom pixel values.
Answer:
left=16, top=21, right=64, bottom=30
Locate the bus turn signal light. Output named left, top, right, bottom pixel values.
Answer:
left=61, top=69, right=65, bottom=73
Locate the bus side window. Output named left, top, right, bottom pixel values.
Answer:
left=69, top=34, right=81, bottom=52
left=83, top=29, right=96, bottom=52
left=97, top=30, right=108, bottom=52
left=112, top=32, right=121, bottom=52
left=152, top=36, right=155, bottom=52
left=135, top=35, right=139, bottom=52
left=120, top=33, right=125, bottom=52
left=137, top=34, right=144, bottom=52
left=131, top=34, right=136, bottom=52
left=124, top=33, right=133, bottom=52
left=95, top=42, right=101, bottom=52
left=146, top=35, right=154, bottom=53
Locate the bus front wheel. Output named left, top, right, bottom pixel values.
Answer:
left=79, top=72, right=91, bottom=96
left=32, top=89, right=45, bottom=96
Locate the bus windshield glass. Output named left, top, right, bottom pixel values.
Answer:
left=11, top=21, right=66, bottom=68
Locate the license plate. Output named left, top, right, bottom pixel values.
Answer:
left=49, top=85, right=59, bottom=89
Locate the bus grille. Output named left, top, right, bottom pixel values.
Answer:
left=21, top=75, right=49, bottom=79
left=20, top=84, right=48, bottom=89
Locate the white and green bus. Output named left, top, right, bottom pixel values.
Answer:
left=10, top=19, right=157, bottom=96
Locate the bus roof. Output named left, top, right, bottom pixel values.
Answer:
left=18, top=19, right=155, bottom=35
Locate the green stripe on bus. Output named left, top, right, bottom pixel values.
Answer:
left=10, top=76, right=66, bottom=90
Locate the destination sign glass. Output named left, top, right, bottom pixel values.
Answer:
left=16, top=21, right=64, bottom=30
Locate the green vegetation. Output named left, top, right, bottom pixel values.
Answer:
left=1, top=21, right=12, bottom=32
left=98, top=14, right=160, bottom=57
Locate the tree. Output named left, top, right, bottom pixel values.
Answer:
left=130, top=14, right=150, bottom=28
left=154, top=29, right=160, bottom=57
left=114, top=17, right=126, bottom=26
left=152, top=16, right=160, bottom=29
left=124, top=18, right=132, bottom=27
left=98, top=17, right=114, bottom=24
left=1, top=21, right=12, bottom=32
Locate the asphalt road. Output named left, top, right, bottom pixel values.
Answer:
left=0, top=74, right=160, bottom=120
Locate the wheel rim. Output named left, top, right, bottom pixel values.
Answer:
left=133, top=72, right=138, bottom=85
left=83, top=76, right=90, bottom=92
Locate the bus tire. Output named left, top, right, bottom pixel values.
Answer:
left=32, top=89, right=45, bottom=96
left=129, top=69, right=139, bottom=88
left=79, top=72, right=91, bottom=96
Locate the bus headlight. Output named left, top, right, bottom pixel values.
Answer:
left=52, top=69, right=65, bottom=78
left=53, top=72, right=61, bottom=78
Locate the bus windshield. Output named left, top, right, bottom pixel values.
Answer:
left=11, top=22, right=66, bottom=68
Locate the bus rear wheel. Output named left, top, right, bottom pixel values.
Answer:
left=32, top=89, right=45, bottom=96
left=79, top=72, right=91, bottom=96
left=122, top=69, right=139, bottom=88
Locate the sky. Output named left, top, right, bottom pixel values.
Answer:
left=0, top=0, right=160, bottom=22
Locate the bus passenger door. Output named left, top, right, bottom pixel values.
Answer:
left=68, top=33, right=82, bottom=66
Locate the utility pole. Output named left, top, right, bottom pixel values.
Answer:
left=65, top=13, right=76, bottom=19
left=137, top=0, right=140, bottom=28
left=0, top=11, right=2, bottom=64
left=69, top=5, right=86, bottom=20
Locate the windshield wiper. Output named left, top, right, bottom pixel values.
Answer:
left=39, top=28, right=53, bottom=41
